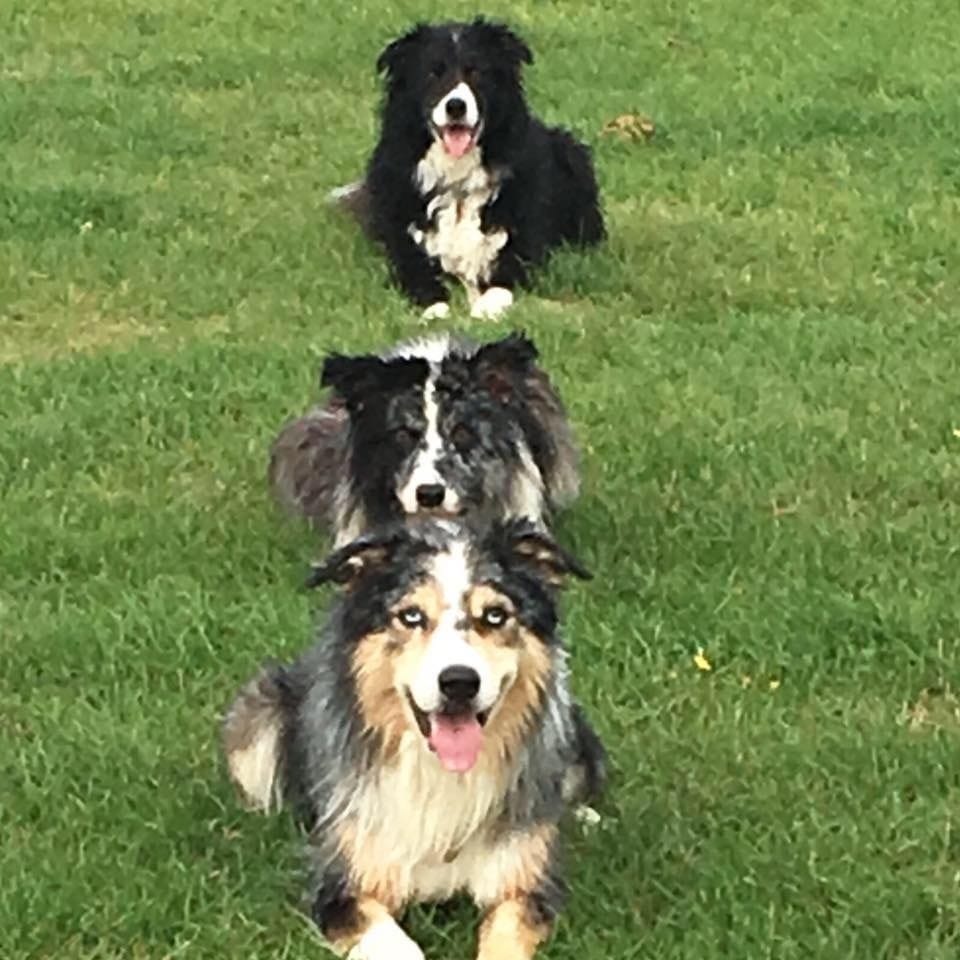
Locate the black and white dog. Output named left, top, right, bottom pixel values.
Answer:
left=335, top=18, right=605, bottom=320
left=222, top=518, right=606, bottom=960
left=269, top=333, right=579, bottom=545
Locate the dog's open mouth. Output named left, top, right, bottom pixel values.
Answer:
left=406, top=689, right=489, bottom=773
left=434, top=123, right=480, bottom=159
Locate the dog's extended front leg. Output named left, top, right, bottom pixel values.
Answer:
left=312, top=886, right=424, bottom=960
left=474, top=824, right=566, bottom=960
left=476, top=896, right=554, bottom=960
left=383, top=228, right=449, bottom=319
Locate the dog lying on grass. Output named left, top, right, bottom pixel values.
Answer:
left=334, top=18, right=605, bottom=320
left=268, top=333, right=580, bottom=545
left=222, top=517, right=606, bottom=960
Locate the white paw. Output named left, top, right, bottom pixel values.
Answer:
left=347, top=921, right=425, bottom=960
left=421, top=301, right=451, bottom=320
left=574, top=804, right=602, bottom=828
left=470, top=286, right=514, bottom=320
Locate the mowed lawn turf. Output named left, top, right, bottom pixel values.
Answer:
left=2, top=0, right=959, bottom=957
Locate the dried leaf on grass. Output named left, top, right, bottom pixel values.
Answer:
left=601, top=113, right=656, bottom=142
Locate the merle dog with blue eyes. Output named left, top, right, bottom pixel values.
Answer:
left=333, top=18, right=605, bottom=320
left=268, top=332, right=579, bottom=545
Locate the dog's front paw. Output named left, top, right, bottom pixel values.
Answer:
left=347, top=920, right=425, bottom=960
left=470, top=287, right=514, bottom=320
left=421, top=301, right=451, bottom=321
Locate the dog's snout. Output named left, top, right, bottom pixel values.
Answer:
left=416, top=483, right=446, bottom=508
left=438, top=665, right=481, bottom=703
left=445, top=97, right=467, bottom=121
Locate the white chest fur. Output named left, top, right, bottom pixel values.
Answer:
left=338, top=731, right=522, bottom=906
left=409, top=143, right=508, bottom=295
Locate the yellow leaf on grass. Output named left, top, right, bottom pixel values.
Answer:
left=601, top=113, right=656, bottom=142
left=693, top=648, right=712, bottom=672
left=769, top=678, right=782, bottom=691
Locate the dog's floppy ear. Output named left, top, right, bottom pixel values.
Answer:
left=376, top=23, right=430, bottom=80
left=471, top=332, right=539, bottom=403
left=470, top=18, right=534, bottom=68
left=503, top=520, right=592, bottom=587
left=321, top=353, right=428, bottom=409
left=321, top=354, right=385, bottom=402
left=305, top=531, right=407, bottom=589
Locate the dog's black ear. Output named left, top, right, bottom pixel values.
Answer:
left=321, top=353, right=428, bottom=408
left=305, top=531, right=407, bottom=589
left=471, top=333, right=539, bottom=403
left=376, top=23, right=430, bottom=80
left=470, top=19, right=534, bottom=68
left=321, top=354, right=385, bottom=401
left=502, top=520, right=592, bottom=587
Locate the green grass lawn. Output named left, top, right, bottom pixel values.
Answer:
left=3, top=0, right=959, bottom=956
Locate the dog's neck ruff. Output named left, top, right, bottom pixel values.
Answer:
left=411, top=143, right=507, bottom=294
left=415, top=140, right=494, bottom=198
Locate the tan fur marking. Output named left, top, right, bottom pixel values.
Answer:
left=351, top=582, right=448, bottom=759
left=487, top=823, right=556, bottom=902
left=336, top=825, right=407, bottom=913
left=351, top=631, right=408, bottom=760
left=477, top=896, right=550, bottom=960
left=483, top=627, right=552, bottom=761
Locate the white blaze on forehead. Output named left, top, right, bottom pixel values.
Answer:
left=410, top=541, right=497, bottom=713
left=396, top=366, right=463, bottom=516
left=397, top=370, right=444, bottom=513
left=430, top=81, right=480, bottom=130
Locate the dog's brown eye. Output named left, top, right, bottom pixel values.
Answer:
left=431, top=61, right=446, bottom=78
left=480, top=605, right=509, bottom=628
left=451, top=424, right=475, bottom=451
left=394, top=427, right=422, bottom=452
left=397, top=606, right=426, bottom=629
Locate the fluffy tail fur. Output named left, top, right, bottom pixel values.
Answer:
left=328, top=179, right=374, bottom=237
left=267, top=401, right=349, bottom=524
left=221, top=665, right=291, bottom=813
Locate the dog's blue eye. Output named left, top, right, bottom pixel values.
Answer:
left=397, top=607, right=426, bottom=628
left=480, top=605, right=509, bottom=628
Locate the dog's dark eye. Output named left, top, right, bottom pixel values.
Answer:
left=463, top=65, right=479, bottom=83
left=397, top=606, right=426, bottom=629
left=480, top=605, right=510, bottom=628
left=393, top=427, right=422, bottom=453
left=431, top=60, right=446, bottom=78
left=451, top=423, right=475, bottom=452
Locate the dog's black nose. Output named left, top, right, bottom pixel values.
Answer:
left=445, top=97, right=467, bottom=121
left=438, top=665, right=481, bottom=703
left=416, top=483, right=446, bottom=508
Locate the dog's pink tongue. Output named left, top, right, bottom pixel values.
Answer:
left=428, top=714, right=483, bottom=773
left=442, top=127, right=474, bottom=158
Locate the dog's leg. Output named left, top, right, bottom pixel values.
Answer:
left=313, top=888, right=424, bottom=960
left=383, top=228, right=449, bottom=316
left=476, top=897, right=553, bottom=960
left=473, top=825, right=566, bottom=960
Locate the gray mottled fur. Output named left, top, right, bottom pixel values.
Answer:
left=266, top=334, right=579, bottom=541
